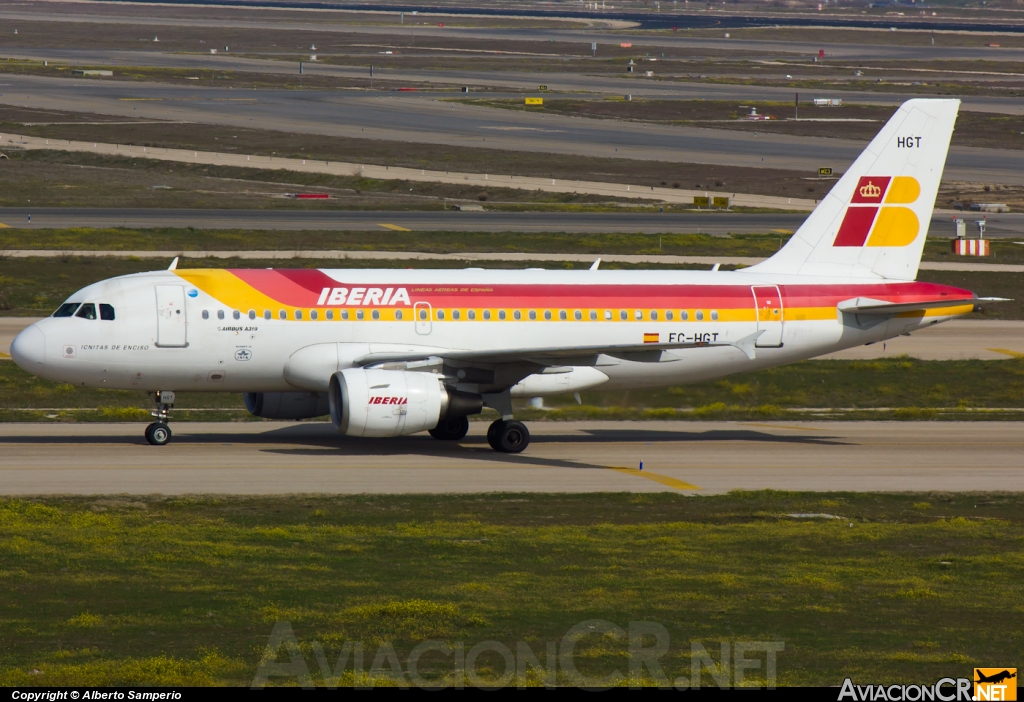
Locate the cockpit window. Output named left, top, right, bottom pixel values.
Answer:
left=99, top=304, right=115, bottom=321
left=53, top=303, right=80, bottom=318
left=75, top=303, right=97, bottom=320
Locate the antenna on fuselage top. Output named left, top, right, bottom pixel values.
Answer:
left=168, top=257, right=179, bottom=271
left=590, top=258, right=601, bottom=271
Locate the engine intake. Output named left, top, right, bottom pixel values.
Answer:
left=244, top=392, right=329, bottom=420
left=328, top=368, right=482, bottom=437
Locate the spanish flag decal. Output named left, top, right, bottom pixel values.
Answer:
left=643, top=333, right=660, bottom=344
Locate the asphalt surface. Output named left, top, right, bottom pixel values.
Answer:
left=5, top=47, right=1024, bottom=116
left=2, top=2, right=1015, bottom=35
left=0, top=420, right=1020, bottom=494
left=2, top=208, right=1022, bottom=237
left=4, top=22, right=1024, bottom=64
left=2, top=74, right=1022, bottom=185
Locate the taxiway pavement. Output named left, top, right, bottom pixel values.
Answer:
left=0, top=420, right=1020, bottom=494
left=1, top=74, right=1020, bottom=185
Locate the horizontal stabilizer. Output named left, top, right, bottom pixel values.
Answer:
left=837, top=296, right=977, bottom=316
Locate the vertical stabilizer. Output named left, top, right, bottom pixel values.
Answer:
left=748, top=98, right=959, bottom=280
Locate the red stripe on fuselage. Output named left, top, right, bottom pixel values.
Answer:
left=219, top=271, right=973, bottom=311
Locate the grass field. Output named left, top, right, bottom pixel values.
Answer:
left=2, top=227, right=1023, bottom=261
left=3, top=355, right=1023, bottom=423
left=0, top=150, right=644, bottom=211
left=0, top=492, right=1020, bottom=686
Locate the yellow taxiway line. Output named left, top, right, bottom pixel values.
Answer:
left=378, top=223, right=412, bottom=232
left=988, top=347, right=1024, bottom=359
left=609, top=467, right=700, bottom=490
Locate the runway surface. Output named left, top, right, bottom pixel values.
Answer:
left=2, top=74, right=1021, bottom=184
left=3, top=8, right=1024, bottom=62
left=3, top=208, right=1023, bottom=237
left=0, top=420, right=1020, bottom=494
left=5, top=47, right=1024, bottom=116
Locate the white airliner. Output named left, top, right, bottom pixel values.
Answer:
left=10, top=99, right=992, bottom=452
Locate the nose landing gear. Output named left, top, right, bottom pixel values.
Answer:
left=145, top=390, right=175, bottom=446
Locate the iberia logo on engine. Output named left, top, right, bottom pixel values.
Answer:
left=369, top=396, right=408, bottom=405
left=834, top=175, right=921, bottom=248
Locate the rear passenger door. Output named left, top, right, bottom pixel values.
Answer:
left=155, top=285, right=188, bottom=347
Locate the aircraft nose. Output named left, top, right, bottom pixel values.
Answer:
left=10, top=324, right=45, bottom=371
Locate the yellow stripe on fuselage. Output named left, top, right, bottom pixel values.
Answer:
left=171, top=271, right=975, bottom=325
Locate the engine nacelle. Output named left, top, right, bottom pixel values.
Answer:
left=328, top=368, right=482, bottom=437
left=244, top=392, right=329, bottom=420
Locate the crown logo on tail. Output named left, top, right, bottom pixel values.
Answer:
left=859, top=181, right=882, bottom=198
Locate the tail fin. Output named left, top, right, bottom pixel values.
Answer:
left=748, top=98, right=959, bottom=280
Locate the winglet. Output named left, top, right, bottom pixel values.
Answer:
left=731, top=330, right=765, bottom=360
left=590, top=258, right=601, bottom=271
left=168, top=256, right=179, bottom=271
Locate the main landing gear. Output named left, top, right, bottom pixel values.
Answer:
left=487, top=419, right=530, bottom=454
left=145, top=390, right=175, bottom=446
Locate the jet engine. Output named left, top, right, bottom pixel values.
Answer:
left=328, top=368, right=482, bottom=437
left=244, top=391, right=329, bottom=419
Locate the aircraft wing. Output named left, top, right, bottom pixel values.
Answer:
left=837, top=296, right=1003, bottom=316
left=353, top=332, right=765, bottom=367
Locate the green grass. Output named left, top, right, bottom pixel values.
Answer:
left=0, top=150, right=644, bottom=210
left=0, top=492, right=1021, bottom=686
left=3, top=357, right=1023, bottom=423
left=532, top=356, right=1024, bottom=421
left=2, top=228, right=1022, bottom=262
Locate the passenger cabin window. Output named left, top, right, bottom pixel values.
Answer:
left=75, top=303, right=97, bottom=320
left=217, top=310, right=225, bottom=320
left=99, top=304, right=115, bottom=321
left=202, top=310, right=210, bottom=320
left=53, top=303, right=80, bottom=318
